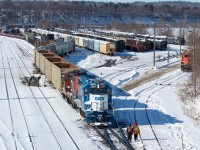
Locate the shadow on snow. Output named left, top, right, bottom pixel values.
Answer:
left=64, top=47, right=95, bottom=65
left=64, top=48, right=182, bottom=127
left=112, top=95, right=182, bottom=127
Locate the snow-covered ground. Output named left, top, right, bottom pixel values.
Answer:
left=0, top=35, right=200, bottom=150
left=0, top=36, right=105, bottom=150
left=65, top=44, right=200, bottom=149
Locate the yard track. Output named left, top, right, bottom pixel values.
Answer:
left=133, top=70, right=189, bottom=150
left=0, top=45, right=18, bottom=150
left=106, top=64, right=148, bottom=83
left=1, top=39, right=80, bottom=150
left=92, top=125, right=134, bottom=150
left=0, top=42, right=35, bottom=150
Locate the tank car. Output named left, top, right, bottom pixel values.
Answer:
left=62, top=70, right=116, bottom=127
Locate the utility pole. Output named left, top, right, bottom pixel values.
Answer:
left=180, top=27, right=182, bottom=56
left=193, top=28, right=197, bottom=98
left=167, top=48, right=169, bottom=63
left=153, top=25, right=156, bottom=67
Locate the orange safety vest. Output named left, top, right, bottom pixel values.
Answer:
left=133, top=126, right=140, bottom=135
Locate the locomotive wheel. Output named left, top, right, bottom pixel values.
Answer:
left=80, top=109, right=86, bottom=118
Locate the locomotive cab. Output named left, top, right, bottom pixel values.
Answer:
left=181, top=51, right=192, bottom=71
left=83, top=79, right=115, bottom=127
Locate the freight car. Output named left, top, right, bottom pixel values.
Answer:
left=126, top=39, right=146, bottom=52
left=102, top=37, right=126, bottom=52
left=157, top=36, right=185, bottom=45
left=37, top=40, right=75, bottom=56
left=76, top=36, right=115, bottom=55
left=172, top=37, right=185, bottom=45
left=154, top=40, right=168, bottom=50
left=73, top=32, right=125, bottom=52
left=25, top=32, right=53, bottom=47
left=62, top=70, right=116, bottom=127
left=34, top=29, right=116, bottom=56
left=126, top=39, right=151, bottom=52
left=95, top=30, right=185, bottom=46
left=38, top=42, right=73, bottom=56
left=34, top=50, right=116, bottom=127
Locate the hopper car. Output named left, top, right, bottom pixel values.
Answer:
left=37, top=41, right=75, bottom=56
left=34, top=50, right=116, bottom=127
left=25, top=33, right=54, bottom=47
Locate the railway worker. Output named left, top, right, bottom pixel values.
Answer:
left=126, top=124, right=133, bottom=142
left=133, top=122, right=140, bottom=141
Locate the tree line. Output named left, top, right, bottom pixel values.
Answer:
left=1, top=1, right=200, bottom=30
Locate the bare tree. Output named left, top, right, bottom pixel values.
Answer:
left=180, top=28, right=200, bottom=100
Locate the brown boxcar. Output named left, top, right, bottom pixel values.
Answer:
left=126, top=39, right=147, bottom=52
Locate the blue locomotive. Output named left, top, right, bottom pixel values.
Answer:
left=62, top=70, right=116, bottom=127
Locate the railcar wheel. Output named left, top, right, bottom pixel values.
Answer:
left=62, top=93, right=65, bottom=98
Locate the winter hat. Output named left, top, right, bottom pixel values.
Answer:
left=134, top=122, right=137, bottom=126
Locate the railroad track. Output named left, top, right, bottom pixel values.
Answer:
left=11, top=37, right=186, bottom=149
left=14, top=41, right=34, bottom=62
left=14, top=37, right=134, bottom=150
left=0, top=45, right=18, bottom=150
left=93, top=126, right=116, bottom=149
left=108, top=127, right=134, bottom=150
left=133, top=70, right=189, bottom=149
left=4, top=40, right=81, bottom=150
left=92, top=126, right=117, bottom=150
left=103, top=64, right=148, bottom=83
left=0, top=42, right=35, bottom=150
left=113, top=68, right=188, bottom=150
left=92, top=125, right=135, bottom=150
